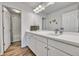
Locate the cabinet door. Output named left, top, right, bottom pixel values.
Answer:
left=28, top=34, right=48, bottom=56
left=28, top=34, right=32, bottom=49
left=28, top=34, right=37, bottom=54
left=36, top=40, right=47, bottom=56
left=48, top=46, right=69, bottom=56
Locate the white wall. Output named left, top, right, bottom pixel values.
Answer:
left=21, top=12, right=42, bottom=47
left=45, top=3, right=79, bottom=31
left=0, top=2, right=42, bottom=55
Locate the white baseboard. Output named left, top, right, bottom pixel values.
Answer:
left=12, top=40, right=20, bottom=42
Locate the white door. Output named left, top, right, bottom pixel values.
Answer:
left=36, top=40, right=47, bottom=56
left=3, top=7, right=11, bottom=51
left=28, top=34, right=37, bottom=54
left=11, top=13, right=21, bottom=42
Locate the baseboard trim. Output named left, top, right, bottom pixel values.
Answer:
left=11, top=40, right=21, bottom=43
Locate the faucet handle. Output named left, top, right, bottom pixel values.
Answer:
left=60, top=27, right=64, bottom=34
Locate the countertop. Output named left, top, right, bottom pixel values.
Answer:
left=26, top=30, right=79, bottom=47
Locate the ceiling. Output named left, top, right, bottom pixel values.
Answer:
left=22, top=2, right=78, bottom=15
left=21, top=2, right=42, bottom=9
left=4, top=6, right=21, bottom=14
left=40, top=2, right=77, bottom=15
left=5, top=2, right=78, bottom=15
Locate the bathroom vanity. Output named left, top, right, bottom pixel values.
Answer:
left=23, top=3, right=79, bottom=56
left=25, top=31, right=79, bottom=56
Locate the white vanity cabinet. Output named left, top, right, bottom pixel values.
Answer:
left=27, top=33, right=70, bottom=56
left=27, top=32, right=79, bottom=56
left=27, top=33, right=69, bottom=56
left=28, top=33, right=48, bottom=56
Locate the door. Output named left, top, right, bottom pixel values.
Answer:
left=3, top=7, right=11, bottom=51
left=11, top=13, right=21, bottom=42
left=28, top=34, right=37, bottom=54
left=36, top=41, right=47, bottom=56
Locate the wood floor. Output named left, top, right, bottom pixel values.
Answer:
left=2, top=41, right=35, bottom=56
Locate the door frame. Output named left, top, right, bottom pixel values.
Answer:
left=2, top=5, right=22, bottom=53
left=2, top=5, right=5, bottom=53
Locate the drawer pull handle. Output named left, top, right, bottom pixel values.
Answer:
left=45, top=47, right=47, bottom=49
left=45, top=47, right=50, bottom=50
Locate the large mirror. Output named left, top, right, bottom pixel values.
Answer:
left=42, top=2, right=79, bottom=32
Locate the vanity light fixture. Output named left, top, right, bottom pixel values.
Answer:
left=47, top=2, right=55, bottom=6
left=33, top=5, right=42, bottom=12
left=35, top=7, right=45, bottom=13
left=12, top=9, right=21, bottom=13
left=33, top=2, right=55, bottom=13
left=33, top=5, right=45, bottom=13
left=3, top=7, right=8, bottom=11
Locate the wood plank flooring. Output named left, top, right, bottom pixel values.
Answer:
left=2, top=41, right=35, bottom=56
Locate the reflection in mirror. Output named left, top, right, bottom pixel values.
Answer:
left=62, top=10, right=78, bottom=32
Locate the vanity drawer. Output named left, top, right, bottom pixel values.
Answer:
left=48, top=45, right=69, bottom=56
left=48, top=39, right=79, bottom=56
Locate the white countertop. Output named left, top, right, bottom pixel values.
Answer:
left=26, top=30, right=79, bottom=47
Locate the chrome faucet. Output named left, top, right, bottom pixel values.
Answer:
left=54, top=27, right=64, bottom=35
left=54, top=29, right=59, bottom=35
